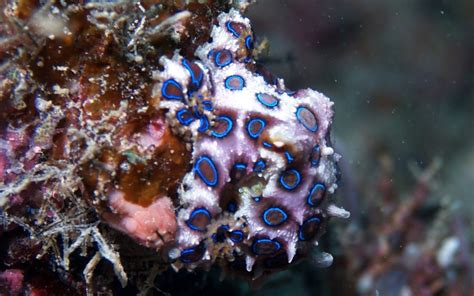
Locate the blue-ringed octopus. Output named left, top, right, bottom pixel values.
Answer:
left=152, top=9, right=346, bottom=274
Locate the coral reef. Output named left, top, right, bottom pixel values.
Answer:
left=0, top=0, right=345, bottom=294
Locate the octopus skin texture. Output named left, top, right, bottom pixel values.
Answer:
left=148, top=9, right=344, bottom=274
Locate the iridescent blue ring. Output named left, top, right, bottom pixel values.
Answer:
left=262, top=207, right=288, bottom=227
left=180, top=246, right=204, bottom=263
left=229, top=230, right=244, bottom=242
left=256, top=93, right=279, bottom=108
left=251, top=238, right=282, bottom=255
left=182, top=59, right=203, bottom=90
left=186, top=208, right=211, bottom=232
left=202, top=100, right=213, bottom=111
left=210, top=115, right=233, bottom=138
left=246, top=118, right=266, bottom=139
left=224, top=75, right=245, bottom=91
left=161, top=79, right=183, bottom=100
left=310, top=145, right=321, bottom=167
left=245, top=35, right=253, bottom=50
left=198, top=116, right=209, bottom=133
left=279, top=169, right=302, bottom=191
left=284, top=151, right=295, bottom=164
left=307, top=183, right=326, bottom=207
left=176, top=108, right=194, bottom=126
left=194, top=156, right=218, bottom=187
left=298, top=216, right=321, bottom=241
left=214, top=49, right=233, bottom=68
left=296, top=106, right=318, bottom=133
left=253, top=159, right=266, bottom=173
left=226, top=21, right=241, bottom=37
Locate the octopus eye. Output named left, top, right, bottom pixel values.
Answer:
left=262, top=207, right=288, bottom=227
left=246, top=118, right=266, bottom=139
left=186, top=208, right=212, bottom=232
left=296, top=106, right=318, bottom=133
left=298, top=216, right=321, bottom=241
left=194, top=156, right=218, bottom=187
left=229, top=230, right=244, bottom=243
left=284, top=151, right=295, bottom=164
left=176, top=108, right=195, bottom=126
left=251, top=238, right=282, bottom=255
left=225, top=21, right=247, bottom=37
left=245, top=35, right=254, bottom=50
left=230, top=162, right=247, bottom=181
left=213, top=49, right=233, bottom=68
left=307, top=183, right=326, bottom=207
left=180, top=245, right=205, bottom=263
left=310, top=145, right=321, bottom=167
left=224, top=75, right=245, bottom=91
left=253, top=159, right=266, bottom=173
left=210, top=115, right=233, bottom=138
left=182, top=59, right=204, bottom=91
left=161, top=79, right=184, bottom=100
left=279, top=169, right=302, bottom=191
left=256, top=93, right=279, bottom=108
left=197, top=115, right=209, bottom=133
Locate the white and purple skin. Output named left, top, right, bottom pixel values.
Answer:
left=152, top=9, right=345, bottom=274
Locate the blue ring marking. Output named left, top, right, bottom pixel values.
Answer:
left=307, top=183, right=326, bottom=207
left=279, top=169, right=302, bottom=191
left=253, top=159, right=266, bottom=173
left=296, top=106, right=318, bottom=133
left=198, top=116, right=209, bottom=133
left=234, top=162, right=247, bottom=170
left=161, top=79, right=183, bottom=100
left=298, top=216, right=321, bottom=241
left=286, top=90, right=297, bottom=96
left=262, top=207, right=288, bottom=227
left=214, top=49, right=233, bottom=68
left=176, top=108, right=195, bottom=126
left=186, top=208, right=211, bottom=232
left=245, top=35, right=253, bottom=50
left=224, top=75, right=245, bottom=91
left=210, top=115, right=233, bottom=138
left=182, top=59, right=203, bottom=90
left=207, top=49, right=216, bottom=59
left=256, top=93, right=279, bottom=108
left=229, top=230, right=244, bottom=243
left=180, top=246, right=204, bottom=263
left=227, top=201, right=237, bottom=213
left=251, top=238, right=282, bottom=255
left=226, top=21, right=241, bottom=37
left=253, top=196, right=262, bottom=202
left=310, top=145, right=321, bottom=167
left=246, top=118, right=266, bottom=139
left=284, top=151, right=295, bottom=164
left=202, top=100, right=213, bottom=111
left=262, top=141, right=273, bottom=148
left=194, top=156, right=218, bottom=187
